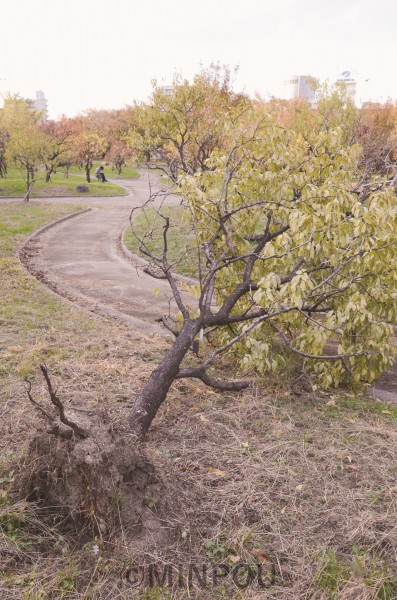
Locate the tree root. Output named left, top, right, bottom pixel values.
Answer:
left=19, top=367, right=159, bottom=536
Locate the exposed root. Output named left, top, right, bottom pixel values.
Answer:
left=18, top=369, right=160, bottom=537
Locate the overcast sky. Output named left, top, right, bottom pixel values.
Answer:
left=1, top=0, right=396, bottom=119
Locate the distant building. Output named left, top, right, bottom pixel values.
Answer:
left=284, top=75, right=317, bottom=104
left=161, top=86, right=174, bottom=96
left=27, top=90, right=48, bottom=121
left=336, top=71, right=356, bottom=104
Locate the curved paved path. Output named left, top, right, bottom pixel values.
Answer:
left=18, top=171, right=397, bottom=402
left=21, top=172, right=192, bottom=336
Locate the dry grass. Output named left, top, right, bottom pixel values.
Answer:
left=1, top=201, right=397, bottom=599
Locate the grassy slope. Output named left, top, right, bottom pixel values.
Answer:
left=1, top=203, right=397, bottom=598
left=125, top=205, right=197, bottom=278
left=0, top=167, right=125, bottom=197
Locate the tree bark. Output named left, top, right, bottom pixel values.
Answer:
left=85, top=160, right=91, bottom=183
left=129, top=318, right=202, bottom=437
left=24, top=181, right=35, bottom=202
left=45, top=167, right=53, bottom=183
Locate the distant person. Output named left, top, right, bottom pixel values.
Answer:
left=95, top=166, right=108, bottom=182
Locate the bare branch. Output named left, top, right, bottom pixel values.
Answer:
left=203, top=307, right=297, bottom=366
left=40, top=365, right=88, bottom=439
left=175, top=367, right=251, bottom=391
left=25, top=378, right=55, bottom=423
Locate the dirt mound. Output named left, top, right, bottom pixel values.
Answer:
left=18, top=417, right=162, bottom=537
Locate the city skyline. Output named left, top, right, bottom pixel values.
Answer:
left=1, top=0, right=396, bottom=119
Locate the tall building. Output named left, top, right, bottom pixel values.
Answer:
left=335, top=71, right=356, bottom=104
left=33, top=90, right=48, bottom=121
left=284, top=75, right=317, bottom=103
left=160, top=86, right=174, bottom=96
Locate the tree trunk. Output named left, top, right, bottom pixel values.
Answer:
left=45, top=167, right=53, bottom=183
left=24, top=181, right=35, bottom=202
left=129, top=318, right=201, bottom=437
left=85, top=159, right=92, bottom=183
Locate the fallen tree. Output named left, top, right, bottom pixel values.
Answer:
left=21, top=106, right=397, bottom=532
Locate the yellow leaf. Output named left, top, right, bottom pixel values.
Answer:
left=208, top=468, right=227, bottom=477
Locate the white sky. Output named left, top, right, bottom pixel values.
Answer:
left=1, top=0, right=396, bottom=119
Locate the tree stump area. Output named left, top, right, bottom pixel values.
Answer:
left=17, top=419, right=161, bottom=536
left=18, top=370, right=163, bottom=537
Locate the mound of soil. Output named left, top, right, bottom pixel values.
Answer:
left=18, top=417, right=163, bottom=536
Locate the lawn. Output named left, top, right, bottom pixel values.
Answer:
left=0, top=166, right=126, bottom=197
left=1, top=202, right=397, bottom=598
left=124, top=204, right=198, bottom=277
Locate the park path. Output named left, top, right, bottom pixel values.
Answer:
left=19, top=170, right=397, bottom=402
left=21, top=171, right=191, bottom=336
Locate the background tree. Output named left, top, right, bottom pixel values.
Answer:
left=2, top=94, right=49, bottom=200
left=73, top=120, right=106, bottom=183
left=40, top=117, right=76, bottom=182
left=354, top=102, right=397, bottom=179
left=127, top=64, right=247, bottom=182
left=276, top=81, right=360, bottom=147
left=105, top=140, right=133, bottom=174
left=83, top=107, right=131, bottom=154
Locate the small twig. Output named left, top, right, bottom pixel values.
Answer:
left=25, top=378, right=55, bottom=423
left=156, top=315, right=180, bottom=337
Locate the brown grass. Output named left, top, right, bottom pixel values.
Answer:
left=1, top=201, right=397, bottom=599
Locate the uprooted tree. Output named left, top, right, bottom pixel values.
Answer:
left=22, top=104, right=397, bottom=532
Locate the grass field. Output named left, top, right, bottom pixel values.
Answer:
left=124, top=205, right=197, bottom=277
left=2, top=202, right=397, bottom=598
left=0, top=166, right=126, bottom=197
